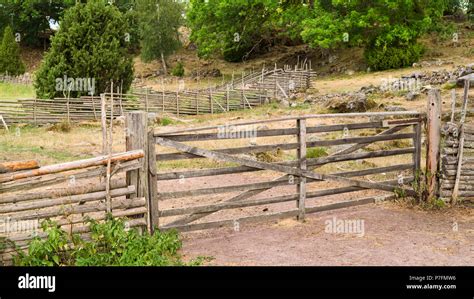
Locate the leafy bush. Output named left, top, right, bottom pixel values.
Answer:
left=0, top=26, right=26, bottom=76
left=13, top=218, right=204, bottom=266
left=34, top=0, right=134, bottom=99
left=171, top=62, right=185, bottom=77
left=365, top=43, right=424, bottom=71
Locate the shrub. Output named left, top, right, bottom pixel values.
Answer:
left=34, top=0, right=134, bottom=99
left=171, top=62, right=185, bottom=77
left=0, top=26, right=26, bottom=76
left=365, top=43, right=424, bottom=71
left=13, top=218, right=204, bottom=266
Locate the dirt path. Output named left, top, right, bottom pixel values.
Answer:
left=181, top=202, right=474, bottom=266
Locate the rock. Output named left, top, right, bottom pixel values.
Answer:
left=327, top=92, right=376, bottom=113
left=290, top=102, right=298, bottom=108
left=280, top=99, right=290, bottom=107
left=405, top=91, right=420, bottom=101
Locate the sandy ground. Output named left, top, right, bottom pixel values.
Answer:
left=181, top=201, right=474, bottom=266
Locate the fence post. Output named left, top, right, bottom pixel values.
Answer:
left=101, top=94, right=107, bottom=154
left=125, top=111, right=151, bottom=231
left=425, top=89, right=441, bottom=202
left=226, top=84, right=230, bottom=112
left=33, top=98, right=37, bottom=125
left=147, top=130, right=159, bottom=232
left=413, top=120, right=422, bottom=192
left=297, top=118, right=307, bottom=221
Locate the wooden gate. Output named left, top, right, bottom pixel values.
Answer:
left=130, top=111, right=424, bottom=232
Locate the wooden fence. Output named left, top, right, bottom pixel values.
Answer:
left=122, top=111, right=425, bottom=232
left=439, top=79, right=473, bottom=202
left=0, top=87, right=271, bottom=125
left=0, top=150, right=148, bottom=264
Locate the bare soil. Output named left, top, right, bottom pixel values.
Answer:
left=181, top=201, right=474, bottom=266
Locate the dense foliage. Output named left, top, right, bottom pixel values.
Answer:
left=187, top=0, right=280, bottom=62
left=0, top=0, right=75, bottom=47
left=0, top=25, right=25, bottom=75
left=34, top=0, right=134, bottom=98
left=187, top=0, right=452, bottom=69
left=13, top=218, right=203, bottom=266
left=135, top=0, right=183, bottom=63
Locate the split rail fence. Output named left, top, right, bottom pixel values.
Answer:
left=0, top=69, right=314, bottom=126
left=0, top=150, right=148, bottom=264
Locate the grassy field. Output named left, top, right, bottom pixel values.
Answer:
left=0, top=82, right=36, bottom=99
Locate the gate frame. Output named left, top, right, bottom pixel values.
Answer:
left=126, top=109, right=435, bottom=233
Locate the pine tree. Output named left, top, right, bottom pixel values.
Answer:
left=34, top=0, right=134, bottom=99
left=0, top=26, right=26, bottom=76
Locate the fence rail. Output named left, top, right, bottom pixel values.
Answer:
left=0, top=150, right=147, bottom=264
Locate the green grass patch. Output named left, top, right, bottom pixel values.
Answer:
left=306, top=147, right=329, bottom=159
left=0, top=82, right=35, bottom=98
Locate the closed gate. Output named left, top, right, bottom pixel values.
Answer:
left=126, top=111, right=424, bottom=232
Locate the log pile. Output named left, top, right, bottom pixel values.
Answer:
left=440, top=124, right=474, bottom=199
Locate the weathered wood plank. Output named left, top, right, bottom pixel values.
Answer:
left=155, top=137, right=417, bottom=197
left=0, top=150, right=144, bottom=183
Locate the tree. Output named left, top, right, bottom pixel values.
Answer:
left=187, top=0, right=280, bottom=62
left=135, top=0, right=183, bottom=73
left=0, top=0, right=76, bottom=47
left=34, top=0, right=134, bottom=99
left=0, top=25, right=25, bottom=75
left=300, top=0, right=447, bottom=70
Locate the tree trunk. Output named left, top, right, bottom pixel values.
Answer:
left=161, top=52, right=167, bottom=75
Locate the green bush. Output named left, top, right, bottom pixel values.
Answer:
left=34, top=0, right=134, bottom=99
left=365, top=43, right=424, bottom=71
left=0, top=26, right=26, bottom=76
left=171, top=62, right=185, bottom=77
left=13, top=218, right=204, bottom=266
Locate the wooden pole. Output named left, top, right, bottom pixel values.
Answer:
left=161, top=78, right=165, bottom=113
left=450, top=89, right=456, bottom=123
left=66, top=96, right=70, bottom=123
left=176, top=90, right=180, bottom=117
left=101, top=93, right=107, bottom=154
left=145, top=88, right=149, bottom=113
left=33, top=98, right=37, bottom=125
left=297, top=118, right=307, bottom=221
left=105, top=82, right=114, bottom=213
left=147, top=131, right=159, bottom=232
left=226, top=84, right=230, bottom=112
left=425, top=89, right=442, bottom=202
left=452, top=80, right=470, bottom=203
left=125, top=112, right=148, bottom=203
left=413, top=121, right=422, bottom=184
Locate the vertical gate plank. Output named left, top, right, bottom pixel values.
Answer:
left=148, top=131, right=159, bottom=232
left=297, top=119, right=307, bottom=221
left=426, top=89, right=442, bottom=201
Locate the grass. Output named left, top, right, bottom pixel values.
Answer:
left=0, top=82, right=35, bottom=98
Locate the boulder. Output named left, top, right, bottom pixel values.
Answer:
left=327, top=92, right=377, bottom=113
